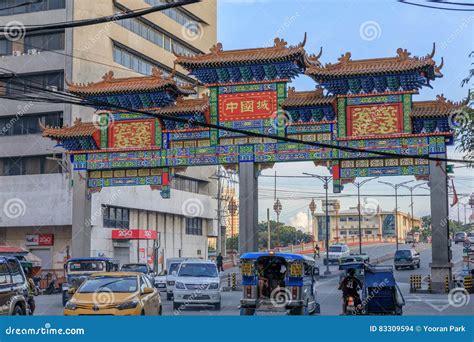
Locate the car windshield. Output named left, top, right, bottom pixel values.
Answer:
left=467, top=233, right=474, bottom=237
left=395, top=250, right=411, bottom=258
left=121, top=264, right=148, bottom=273
left=78, top=276, right=138, bottom=293
left=68, top=261, right=106, bottom=272
left=178, top=263, right=218, bottom=278
left=329, top=246, right=342, bottom=252
left=169, top=263, right=180, bottom=273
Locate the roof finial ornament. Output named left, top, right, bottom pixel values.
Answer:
left=210, top=42, right=223, bottom=54
left=396, top=48, right=411, bottom=61
left=102, top=71, right=114, bottom=82
left=152, top=67, right=165, bottom=79
left=338, top=52, right=351, bottom=64
left=288, top=86, right=296, bottom=95
left=73, top=117, right=83, bottom=126
left=299, top=32, right=307, bottom=48
left=273, top=37, right=288, bottom=49
left=428, top=42, right=436, bottom=59
left=314, top=86, right=324, bottom=96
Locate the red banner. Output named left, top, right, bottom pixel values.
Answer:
left=112, top=229, right=157, bottom=240
left=218, top=91, right=277, bottom=121
left=25, top=234, right=54, bottom=246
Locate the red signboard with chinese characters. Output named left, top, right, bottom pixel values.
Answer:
left=25, top=234, right=54, bottom=246
left=347, top=103, right=403, bottom=137
left=111, top=229, right=157, bottom=240
left=218, top=91, right=277, bottom=121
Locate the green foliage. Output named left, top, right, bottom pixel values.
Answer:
left=420, top=215, right=471, bottom=239
left=225, top=220, right=313, bottom=251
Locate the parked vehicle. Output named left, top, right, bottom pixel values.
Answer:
left=173, top=260, right=221, bottom=311
left=165, top=258, right=186, bottom=300
left=324, top=244, right=351, bottom=265
left=467, top=232, right=474, bottom=244
left=394, top=249, right=420, bottom=270
left=239, top=252, right=320, bottom=316
left=454, top=232, right=467, bottom=244
left=62, top=257, right=117, bottom=306
left=339, top=262, right=405, bottom=315
left=339, top=254, right=370, bottom=265
left=405, top=232, right=420, bottom=244
left=64, top=272, right=162, bottom=316
left=120, top=263, right=155, bottom=282
left=0, top=256, right=31, bottom=315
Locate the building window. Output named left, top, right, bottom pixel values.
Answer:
left=103, top=206, right=130, bottom=229
left=0, top=39, right=11, bottom=56
left=5, top=71, right=63, bottom=94
left=185, top=217, right=202, bottom=235
left=171, top=175, right=200, bottom=193
left=112, top=44, right=191, bottom=84
left=23, top=31, right=65, bottom=52
left=0, top=112, right=62, bottom=136
left=115, top=9, right=197, bottom=57
left=0, top=0, right=65, bottom=16
left=0, top=155, right=61, bottom=176
left=145, top=0, right=200, bottom=30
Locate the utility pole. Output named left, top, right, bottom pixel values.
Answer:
left=352, top=177, right=378, bottom=254
left=400, top=182, right=427, bottom=232
left=304, top=173, right=332, bottom=276
left=267, top=208, right=271, bottom=250
left=309, top=198, right=316, bottom=241
left=379, top=180, right=414, bottom=250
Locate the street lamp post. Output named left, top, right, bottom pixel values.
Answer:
left=228, top=198, right=238, bottom=253
left=352, top=177, right=378, bottom=254
left=273, top=199, right=282, bottom=247
left=309, top=198, right=317, bottom=241
left=334, top=201, right=340, bottom=243
left=378, top=180, right=414, bottom=250
left=399, top=182, right=427, bottom=232
left=303, top=173, right=332, bottom=276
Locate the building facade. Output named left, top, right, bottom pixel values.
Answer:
left=312, top=199, right=422, bottom=243
left=0, top=0, right=217, bottom=272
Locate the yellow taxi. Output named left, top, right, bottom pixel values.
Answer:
left=64, top=272, right=162, bottom=316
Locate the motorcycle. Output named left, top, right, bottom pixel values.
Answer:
left=44, top=274, right=61, bottom=295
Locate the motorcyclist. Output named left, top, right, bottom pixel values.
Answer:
left=338, top=268, right=362, bottom=313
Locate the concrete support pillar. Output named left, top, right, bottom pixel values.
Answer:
left=238, top=162, right=258, bottom=254
left=71, top=170, right=92, bottom=258
left=429, top=153, right=453, bottom=293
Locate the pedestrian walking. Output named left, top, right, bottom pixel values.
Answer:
left=216, top=253, right=224, bottom=272
left=314, top=244, right=320, bottom=259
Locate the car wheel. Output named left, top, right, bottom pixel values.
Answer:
left=288, top=306, right=305, bottom=316
left=166, top=293, right=172, bottom=301
left=395, top=266, right=399, bottom=270
left=417, top=262, right=421, bottom=269
left=173, top=302, right=181, bottom=311
left=12, top=304, right=25, bottom=316
left=410, top=265, right=415, bottom=270
left=214, top=302, right=221, bottom=311
left=62, top=291, right=68, bottom=307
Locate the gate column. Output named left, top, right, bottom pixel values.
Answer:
left=71, top=170, right=92, bottom=258
left=429, top=152, right=453, bottom=293
left=238, top=162, right=259, bottom=254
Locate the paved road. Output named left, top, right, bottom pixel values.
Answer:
left=34, top=243, right=472, bottom=316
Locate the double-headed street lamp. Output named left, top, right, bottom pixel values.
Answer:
left=303, top=173, right=332, bottom=276
left=352, top=177, right=378, bottom=254
left=309, top=198, right=317, bottom=241
left=399, top=182, right=427, bottom=232
left=378, top=180, right=414, bottom=250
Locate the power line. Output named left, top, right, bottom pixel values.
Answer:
left=0, top=0, right=200, bottom=34
left=398, top=0, right=474, bottom=11
left=1, top=68, right=473, bottom=165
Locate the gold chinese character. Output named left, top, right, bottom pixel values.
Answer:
left=241, top=100, right=254, bottom=113
left=256, top=100, right=269, bottom=111
left=226, top=101, right=239, bottom=113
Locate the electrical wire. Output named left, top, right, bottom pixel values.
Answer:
left=0, top=0, right=200, bottom=34
left=398, top=0, right=474, bottom=11
left=1, top=68, right=473, bottom=165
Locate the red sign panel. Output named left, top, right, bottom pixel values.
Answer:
left=347, top=103, right=403, bottom=137
left=25, top=234, right=54, bottom=246
left=218, top=91, right=277, bottom=121
left=112, top=229, right=157, bottom=240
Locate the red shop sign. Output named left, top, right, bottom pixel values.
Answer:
left=112, top=229, right=157, bottom=240
left=25, top=234, right=54, bottom=246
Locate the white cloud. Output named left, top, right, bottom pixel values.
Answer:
left=288, top=211, right=310, bottom=232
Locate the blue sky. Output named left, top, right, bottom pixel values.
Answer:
left=217, top=0, right=474, bottom=228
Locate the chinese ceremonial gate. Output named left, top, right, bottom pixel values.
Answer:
left=43, top=37, right=466, bottom=293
